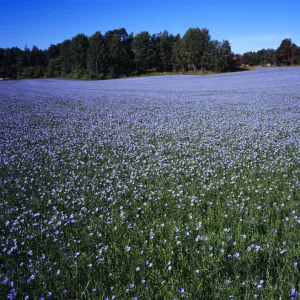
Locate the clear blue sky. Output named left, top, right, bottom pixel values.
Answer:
left=0, top=0, right=299, bottom=54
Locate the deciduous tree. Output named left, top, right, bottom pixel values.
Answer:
left=87, top=31, right=106, bottom=78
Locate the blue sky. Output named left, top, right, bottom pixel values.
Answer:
left=0, top=0, right=299, bottom=54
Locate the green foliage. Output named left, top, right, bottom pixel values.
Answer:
left=275, top=38, right=293, bottom=65
left=256, top=49, right=275, bottom=65
left=47, top=44, right=60, bottom=60
left=1, top=28, right=300, bottom=80
left=171, top=34, right=184, bottom=72
left=181, top=28, right=207, bottom=72
left=295, top=55, right=300, bottom=65
left=46, top=58, right=62, bottom=78
left=180, top=28, right=214, bottom=72
left=22, top=65, right=46, bottom=78
left=87, top=31, right=106, bottom=77
left=240, top=38, right=300, bottom=67
left=158, top=30, right=175, bottom=72
left=57, top=39, right=72, bottom=75
left=214, top=40, right=234, bottom=73
left=70, top=34, right=89, bottom=71
left=133, top=31, right=154, bottom=73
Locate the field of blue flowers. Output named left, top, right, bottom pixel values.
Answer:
left=1, top=67, right=300, bottom=299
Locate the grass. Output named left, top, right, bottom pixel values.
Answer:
left=130, top=70, right=221, bottom=78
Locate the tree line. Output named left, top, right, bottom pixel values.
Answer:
left=0, top=28, right=300, bottom=80
left=236, top=38, right=300, bottom=67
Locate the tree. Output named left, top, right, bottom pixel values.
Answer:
left=181, top=28, right=210, bottom=72
left=30, top=46, right=47, bottom=66
left=256, top=49, right=267, bottom=65
left=4, top=26, right=296, bottom=80
left=87, top=31, right=106, bottom=78
left=215, top=40, right=234, bottom=72
left=201, top=40, right=219, bottom=71
left=22, top=45, right=31, bottom=68
left=133, top=31, right=153, bottom=73
left=120, top=32, right=135, bottom=76
left=200, top=28, right=211, bottom=69
left=158, top=30, right=174, bottom=72
left=275, top=38, right=293, bottom=65
left=241, top=51, right=257, bottom=66
left=59, top=39, right=72, bottom=75
left=0, top=47, right=23, bottom=79
left=265, top=49, right=275, bottom=65
left=46, top=57, right=62, bottom=77
left=70, top=34, right=89, bottom=74
left=171, top=34, right=184, bottom=72
left=102, top=28, right=135, bottom=77
left=107, top=34, right=123, bottom=77
left=47, top=44, right=60, bottom=60
left=291, top=43, right=300, bottom=64
left=26, top=46, right=47, bottom=77
left=255, top=48, right=275, bottom=65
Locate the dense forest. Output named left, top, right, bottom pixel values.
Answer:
left=1, top=27, right=300, bottom=80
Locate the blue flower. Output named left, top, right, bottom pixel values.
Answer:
left=280, top=248, right=287, bottom=254
left=179, top=287, right=184, bottom=295
left=7, top=289, right=17, bottom=299
left=291, top=293, right=297, bottom=298
left=291, top=288, right=297, bottom=298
